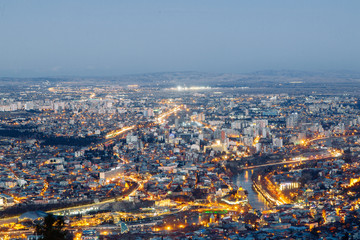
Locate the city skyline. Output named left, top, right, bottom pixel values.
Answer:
left=2, top=1, right=360, bottom=239
left=1, top=80, right=360, bottom=238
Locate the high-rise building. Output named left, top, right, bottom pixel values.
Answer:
left=286, top=113, right=298, bottom=128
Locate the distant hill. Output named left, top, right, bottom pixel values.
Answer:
left=1, top=70, right=360, bottom=87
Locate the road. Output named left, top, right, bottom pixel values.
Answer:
left=0, top=177, right=141, bottom=226
left=49, top=178, right=142, bottom=216
left=241, top=155, right=336, bottom=170
left=190, top=116, right=216, bottom=132
left=105, top=105, right=181, bottom=139
left=240, top=134, right=348, bottom=170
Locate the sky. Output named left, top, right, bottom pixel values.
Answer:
left=0, top=0, right=359, bottom=77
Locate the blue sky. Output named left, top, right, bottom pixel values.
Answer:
left=0, top=0, right=359, bottom=77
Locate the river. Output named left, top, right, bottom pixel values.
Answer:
left=233, top=170, right=269, bottom=211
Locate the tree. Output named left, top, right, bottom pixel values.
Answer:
left=35, top=214, right=69, bottom=240
left=244, top=213, right=259, bottom=225
left=344, top=148, right=352, bottom=163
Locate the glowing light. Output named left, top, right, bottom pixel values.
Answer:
left=253, top=136, right=260, bottom=146
left=106, top=125, right=136, bottom=139
left=173, top=86, right=211, bottom=91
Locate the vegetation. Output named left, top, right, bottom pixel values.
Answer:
left=35, top=214, right=70, bottom=240
left=0, top=129, right=99, bottom=146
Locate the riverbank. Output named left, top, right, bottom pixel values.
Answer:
left=232, top=170, right=269, bottom=211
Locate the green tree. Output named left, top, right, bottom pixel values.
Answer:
left=35, top=214, right=69, bottom=240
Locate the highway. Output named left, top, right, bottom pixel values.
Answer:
left=190, top=116, right=216, bottom=132
left=49, top=177, right=142, bottom=216
left=241, top=133, right=348, bottom=170
left=252, top=179, right=283, bottom=206
left=105, top=105, right=181, bottom=139
left=105, top=125, right=136, bottom=139
left=241, top=154, right=336, bottom=170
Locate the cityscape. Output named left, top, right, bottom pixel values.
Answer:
left=1, top=1, right=360, bottom=239
left=0, top=72, right=360, bottom=239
